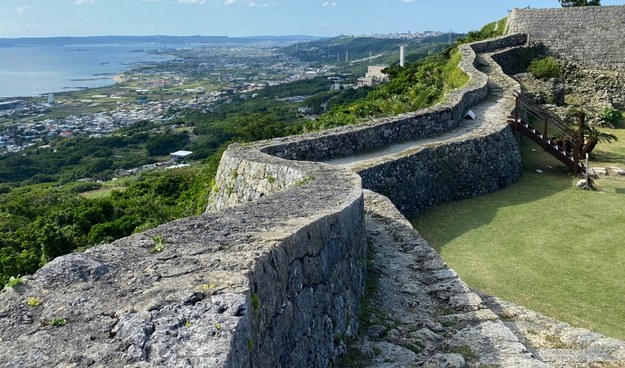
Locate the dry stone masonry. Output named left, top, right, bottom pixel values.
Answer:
left=507, top=6, right=625, bottom=71
left=2, top=5, right=625, bottom=367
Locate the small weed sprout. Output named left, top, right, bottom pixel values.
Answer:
left=214, top=322, right=222, bottom=330
left=247, top=339, right=254, bottom=352
left=26, top=297, right=42, bottom=307
left=185, top=321, right=192, bottom=328
left=50, top=317, right=67, bottom=327
left=267, top=176, right=276, bottom=184
left=293, top=175, right=315, bottom=187
left=5, top=275, right=22, bottom=289
left=149, top=235, right=166, bottom=253
left=449, top=345, right=477, bottom=360
left=200, top=283, right=218, bottom=291
left=251, top=293, right=261, bottom=311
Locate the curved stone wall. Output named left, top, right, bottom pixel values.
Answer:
left=507, top=5, right=625, bottom=70
left=0, top=34, right=527, bottom=367
left=357, top=128, right=521, bottom=218
left=0, top=148, right=367, bottom=367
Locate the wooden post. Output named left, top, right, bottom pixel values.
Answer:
left=578, top=111, right=586, bottom=158
left=543, top=116, right=549, bottom=151
left=573, top=142, right=579, bottom=175
left=514, top=93, right=521, bottom=130
left=578, top=111, right=586, bottom=144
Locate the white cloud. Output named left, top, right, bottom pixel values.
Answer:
left=401, top=0, right=415, bottom=2
left=16, top=5, right=31, bottom=14
left=322, top=2, right=337, bottom=7
left=177, top=0, right=208, bottom=4
left=248, top=2, right=270, bottom=7
left=75, top=0, right=96, bottom=5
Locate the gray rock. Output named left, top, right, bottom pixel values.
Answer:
left=366, top=325, right=387, bottom=338
left=370, top=342, right=417, bottom=365
left=411, top=328, right=443, bottom=351
left=423, top=353, right=466, bottom=368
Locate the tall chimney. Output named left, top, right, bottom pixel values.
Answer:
left=400, top=46, right=405, bottom=67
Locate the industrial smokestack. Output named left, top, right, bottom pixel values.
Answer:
left=400, top=46, right=405, bottom=67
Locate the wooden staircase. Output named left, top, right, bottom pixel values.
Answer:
left=508, top=91, right=584, bottom=174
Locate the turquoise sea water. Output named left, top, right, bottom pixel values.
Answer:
left=0, top=44, right=174, bottom=98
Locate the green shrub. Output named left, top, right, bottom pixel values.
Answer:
left=528, top=56, right=562, bottom=79
left=5, top=275, right=22, bottom=289
left=600, top=107, right=622, bottom=127
left=456, top=17, right=508, bottom=44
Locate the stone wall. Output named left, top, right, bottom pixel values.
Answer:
left=562, top=62, right=625, bottom=109
left=357, top=129, right=521, bottom=218
left=0, top=34, right=527, bottom=368
left=0, top=150, right=367, bottom=368
left=258, top=34, right=526, bottom=164
left=507, top=5, right=625, bottom=70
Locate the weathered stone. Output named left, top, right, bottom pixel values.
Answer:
left=412, top=328, right=444, bottom=351
left=366, top=325, right=387, bottom=338
left=449, top=293, right=483, bottom=312
left=370, top=342, right=417, bottom=366
left=423, top=353, right=466, bottom=368
left=508, top=6, right=625, bottom=71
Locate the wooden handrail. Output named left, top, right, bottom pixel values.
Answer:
left=509, top=91, right=584, bottom=174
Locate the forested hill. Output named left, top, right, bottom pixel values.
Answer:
left=281, top=33, right=464, bottom=65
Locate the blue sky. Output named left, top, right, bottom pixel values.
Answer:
left=1, top=0, right=624, bottom=38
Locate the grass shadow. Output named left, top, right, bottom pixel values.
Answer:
left=589, top=150, right=625, bottom=164
left=409, top=137, right=625, bottom=340
left=411, top=138, right=573, bottom=248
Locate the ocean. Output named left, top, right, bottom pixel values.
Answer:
left=0, top=44, right=174, bottom=98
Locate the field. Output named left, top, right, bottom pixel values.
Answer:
left=411, top=124, right=625, bottom=339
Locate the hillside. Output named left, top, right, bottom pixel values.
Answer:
left=281, top=33, right=463, bottom=69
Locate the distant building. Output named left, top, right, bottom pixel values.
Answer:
left=304, top=71, right=319, bottom=79
left=48, top=94, right=56, bottom=105
left=170, top=150, right=193, bottom=162
left=298, top=106, right=312, bottom=114
left=184, top=87, right=205, bottom=94
left=365, top=66, right=389, bottom=83
left=357, top=77, right=373, bottom=87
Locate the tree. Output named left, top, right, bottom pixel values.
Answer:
left=560, top=0, right=600, bottom=6
left=581, top=125, right=618, bottom=156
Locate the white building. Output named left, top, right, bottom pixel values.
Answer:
left=365, top=66, right=389, bottom=83
left=357, top=77, right=373, bottom=88
left=170, top=150, right=193, bottom=162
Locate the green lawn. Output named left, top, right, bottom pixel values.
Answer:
left=411, top=128, right=625, bottom=340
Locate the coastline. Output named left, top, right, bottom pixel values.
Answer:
left=0, top=45, right=171, bottom=99
left=112, top=74, right=125, bottom=84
